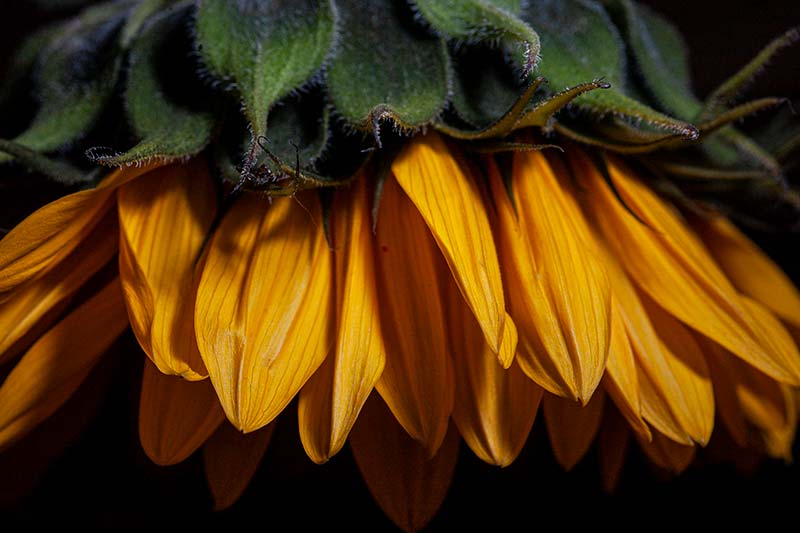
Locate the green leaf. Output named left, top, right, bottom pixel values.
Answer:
left=0, top=21, right=66, bottom=107
left=516, top=79, right=610, bottom=128
left=0, top=1, right=133, bottom=164
left=195, top=0, right=335, bottom=140
left=90, top=4, right=215, bottom=166
left=412, top=0, right=540, bottom=73
left=519, top=0, right=697, bottom=140
left=0, top=139, right=90, bottom=184
left=326, top=0, right=450, bottom=130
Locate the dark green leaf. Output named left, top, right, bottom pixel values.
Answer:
left=516, top=79, right=610, bottom=128
left=0, top=21, right=66, bottom=107
left=0, top=139, right=92, bottom=184
left=91, top=4, right=215, bottom=166
left=195, top=0, right=335, bottom=139
left=326, top=0, right=450, bottom=130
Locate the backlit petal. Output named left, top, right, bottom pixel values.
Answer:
left=543, top=389, right=606, bottom=471
left=350, top=393, right=459, bottom=533
left=511, top=149, right=611, bottom=403
left=195, top=193, right=332, bottom=432
left=0, top=208, right=117, bottom=363
left=138, top=359, right=225, bottom=466
left=203, top=422, right=274, bottom=511
left=374, top=176, right=454, bottom=454
left=0, top=278, right=127, bottom=450
left=446, top=275, right=542, bottom=467
left=392, top=133, right=506, bottom=354
left=118, top=161, right=216, bottom=380
left=299, top=178, right=386, bottom=463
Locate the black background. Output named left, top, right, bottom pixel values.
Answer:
left=2, top=1, right=800, bottom=531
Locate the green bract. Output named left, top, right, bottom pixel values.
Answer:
left=0, top=0, right=797, bottom=225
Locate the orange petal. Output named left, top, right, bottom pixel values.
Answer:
left=446, top=274, right=542, bottom=467
left=0, top=208, right=117, bottom=363
left=298, top=179, right=386, bottom=463
left=597, top=406, right=631, bottom=493
left=373, top=176, right=454, bottom=454
left=0, top=164, right=152, bottom=295
left=696, top=213, right=800, bottom=328
left=0, top=278, right=127, bottom=450
left=637, top=430, right=695, bottom=474
left=603, top=305, right=651, bottom=441
left=580, top=152, right=800, bottom=385
left=392, top=133, right=506, bottom=354
left=195, top=193, right=333, bottom=432
left=543, top=389, right=606, bottom=471
left=349, top=393, right=459, bottom=533
left=510, top=149, right=611, bottom=402
left=640, top=292, right=715, bottom=445
left=118, top=161, right=216, bottom=380
left=138, top=359, right=225, bottom=466
left=203, top=422, right=274, bottom=511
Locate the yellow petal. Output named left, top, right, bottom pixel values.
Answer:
left=446, top=274, right=542, bottom=467
left=195, top=193, right=332, bottom=432
left=138, top=359, right=225, bottom=466
left=640, top=292, right=715, bottom=445
left=0, top=208, right=117, bottom=363
left=603, top=305, right=651, bottom=441
left=0, top=164, right=152, bottom=295
left=118, top=161, right=216, bottom=380
left=637, top=430, right=695, bottom=474
left=349, top=393, right=459, bottom=533
left=0, top=278, right=127, bottom=450
left=696, top=213, right=800, bottom=328
left=597, top=406, right=631, bottom=493
left=543, top=389, right=606, bottom=471
left=511, top=149, right=611, bottom=402
left=392, top=133, right=506, bottom=354
left=487, top=157, right=585, bottom=396
left=373, top=176, right=454, bottom=454
left=581, top=152, right=800, bottom=385
left=203, top=422, right=274, bottom=511
left=299, top=178, right=386, bottom=463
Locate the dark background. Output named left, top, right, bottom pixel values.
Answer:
left=1, top=1, right=800, bottom=530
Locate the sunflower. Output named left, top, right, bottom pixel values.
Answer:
left=1, top=0, right=799, bottom=530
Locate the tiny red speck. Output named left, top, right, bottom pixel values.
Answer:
left=381, top=245, right=389, bottom=253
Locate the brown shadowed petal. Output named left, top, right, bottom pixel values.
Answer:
left=391, top=133, right=506, bottom=355
left=696, top=213, right=800, bottom=329
left=118, top=160, right=216, bottom=380
left=203, top=422, right=274, bottom=511
left=0, top=208, right=117, bottom=363
left=445, top=273, right=542, bottom=467
left=373, top=176, right=454, bottom=454
left=299, top=177, right=386, bottom=464
left=486, top=157, right=587, bottom=398
left=195, top=193, right=332, bottom=432
left=0, top=164, right=152, bottom=295
left=580, top=152, right=800, bottom=385
left=511, top=149, right=611, bottom=403
left=598, top=405, right=631, bottom=493
left=138, top=359, right=225, bottom=466
left=349, top=393, right=459, bottom=533
left=543, top=389, right=606, bottom=471
left=637, top=430, right=696, bottom=474
left=0, top=278, right=127, bottom=450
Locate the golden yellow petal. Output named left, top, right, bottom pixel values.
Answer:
left=597, top=406, right=631, bottom=493
left=203, top=422, right=274, bottom=511
left=697, top=213, right=800, bottom=328
left=637, top=430, right=695, bottom=474
left=446, top=275, right=542, bottom=467
left=640, top=293, right=715, bottom=445
left=603, top=305, right=651, bottom=441
left=299, top=178, right=386, bottom=464
left=511, top=150, right=611, bottom=403
left=487, top=157, right=583, bottom=396
left=0, top=208, right=117, bottom=363
left=349, top=393, right=459, bottom=533
left=118, top=161, right=216, bottom=380
left=581, top=152, right=800, bottom=385
left=543, top=389, right=606, bottom=471
left=195, top=193, right=332, bottom=432
left=0, top=278, right=127, bottom=450
left=373, top=176, right=454, bottom=454
left=138, top=359, right=225, bottom=466
left=392, top=133, right=506, bottom=354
